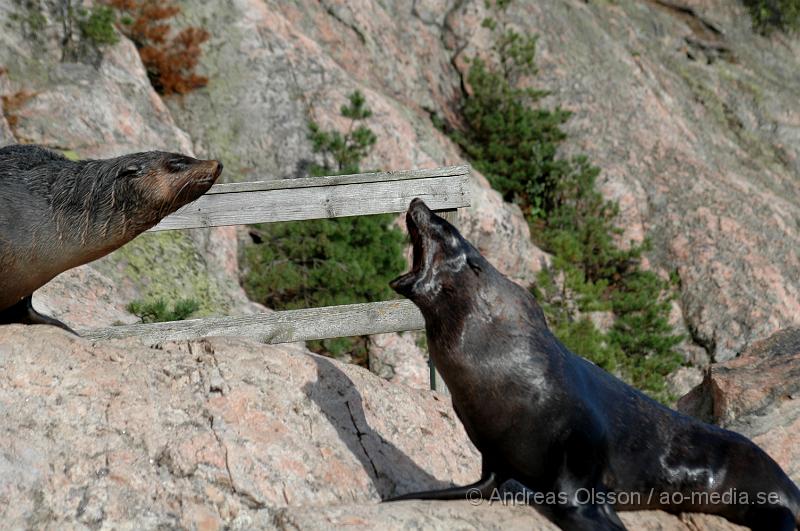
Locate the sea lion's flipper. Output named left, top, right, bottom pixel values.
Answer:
left=541, top=478, right=626, bottom=531
left=0, top=295, right=78, bottom=335
left=384, top=471, right=498, bottom=502
left=385, top=458, right=499, bottom=502
left=740, top=505, right=797, bottom=531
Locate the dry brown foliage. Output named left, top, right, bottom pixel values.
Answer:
left=1, top=91, right=37, bottom=129
left=105, top=0, right=209, bottom=95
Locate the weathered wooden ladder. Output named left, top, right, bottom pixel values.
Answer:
left=82, top=165, right=472, bottom=392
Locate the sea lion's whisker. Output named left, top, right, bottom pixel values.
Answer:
left=160, top=177, right=194, bottom=222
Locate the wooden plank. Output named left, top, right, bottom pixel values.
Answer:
left=80, top=299, right=425, bottom=345
left=204, top=165, right=470, bottom=195
left=439, top=209, right=458, bottom=227
left=149, top=174, right=470, bottom=232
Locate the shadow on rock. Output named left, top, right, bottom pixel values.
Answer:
left=303, top=355, right=452, bottom=498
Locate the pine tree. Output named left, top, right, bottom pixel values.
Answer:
left=446, top=2, right=683, bottom=402
left=243, top=91, right=406, bottom=363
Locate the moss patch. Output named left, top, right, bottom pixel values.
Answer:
left=742, top=0, right=800, bottom=33
left=60, top=150, right=80, bottom=161
left=674, top=60, right=790, bottom=171
left=108, top=231, right=229, bottom=316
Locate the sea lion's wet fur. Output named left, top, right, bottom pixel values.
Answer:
left=389, top=199, right=800, bottom=531
left=0, top=144, right=222, bottom=331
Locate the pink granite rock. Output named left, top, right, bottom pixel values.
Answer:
left=276, top=502, right=747, bottom=531
left=0, top=326, right=480, bottom=527
left=445, top=0, right=800, bottom=361
left=678, top=328, right=800, bottom=482
left=0, top=325, right=760, bottom=529
left=368, top=331, right=430, bottom=391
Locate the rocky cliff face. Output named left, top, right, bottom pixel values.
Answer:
left=678, top=327, right=800, bottom=481
left=165, top=0, right=800, bottom=363
left=3, top=1, right=797, bottom=358
left=455, top=0, right=800, bottom=363
left=1, top=0, right=799, bottom=528
left=4, top=325, right=796, bottom=530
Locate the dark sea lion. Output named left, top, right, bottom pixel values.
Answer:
left=0, top=144, right=223, bottom=333
left=388, top=198, right=800, bottom=531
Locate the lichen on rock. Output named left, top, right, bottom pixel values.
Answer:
left=92, top=230, right=229, bottom=317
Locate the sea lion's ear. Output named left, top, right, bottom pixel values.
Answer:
left=467, top=256, right=483, bottom=275
left=118, top=164, right=141, bottom=178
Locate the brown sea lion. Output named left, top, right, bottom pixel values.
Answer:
left=0, top=144, right=223, bottom=333
left=388, top=198, right=800, bottom=531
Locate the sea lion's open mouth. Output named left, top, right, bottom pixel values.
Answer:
left=390, top=199, right=429, bottom=294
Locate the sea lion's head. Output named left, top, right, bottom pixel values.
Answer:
left=52, top=151, right=223, bottom=243
left=390, top=198, right=490, bottom=313
left=0, top=145, right=225, bottom=303
left=37, top=150, right=224, bottom=263
left=102, top=151, right=223, bottom=227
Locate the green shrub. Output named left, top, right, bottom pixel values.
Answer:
left=452, top=28, right=570, bottom=217
left=446, top=2, right=682, bottom=401
left=11, top=1, right=118, bottom=55
left=534, top=265, right=682, bottom=402
left=243, top=215, right=406, bottom=311
left=243, top=91, right=406, bottom=362
left=743, top=0, right=800, bottom=33
left=127, top=298, right=199, bottom=323
left=307, top=91, right=377, bottom=176
left=78, top=6, right=119, bottom=46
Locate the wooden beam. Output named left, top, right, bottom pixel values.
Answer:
left=439, top=209, right=458, bottom=227
left=149, top=166, right=471, bottom=231
left=203, top=165, right=470, bottom=194
left=80, top=300, right=425, bottom=345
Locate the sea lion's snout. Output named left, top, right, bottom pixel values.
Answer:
left=406, top=197, right=439, bottom=244
left=183, top=159, right=223, bottom=192
left=408, top=197, right=432, bottom=226
left=391, top=198, right=432, bottom=297
left=391, top=198, right=473, bottom=300
left=191, top=159, right=223, bottom=184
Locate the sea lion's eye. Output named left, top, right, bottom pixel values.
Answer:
left=467, top=256, right=483, bottom=275
left=166, top=158, right=192, bottom=173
